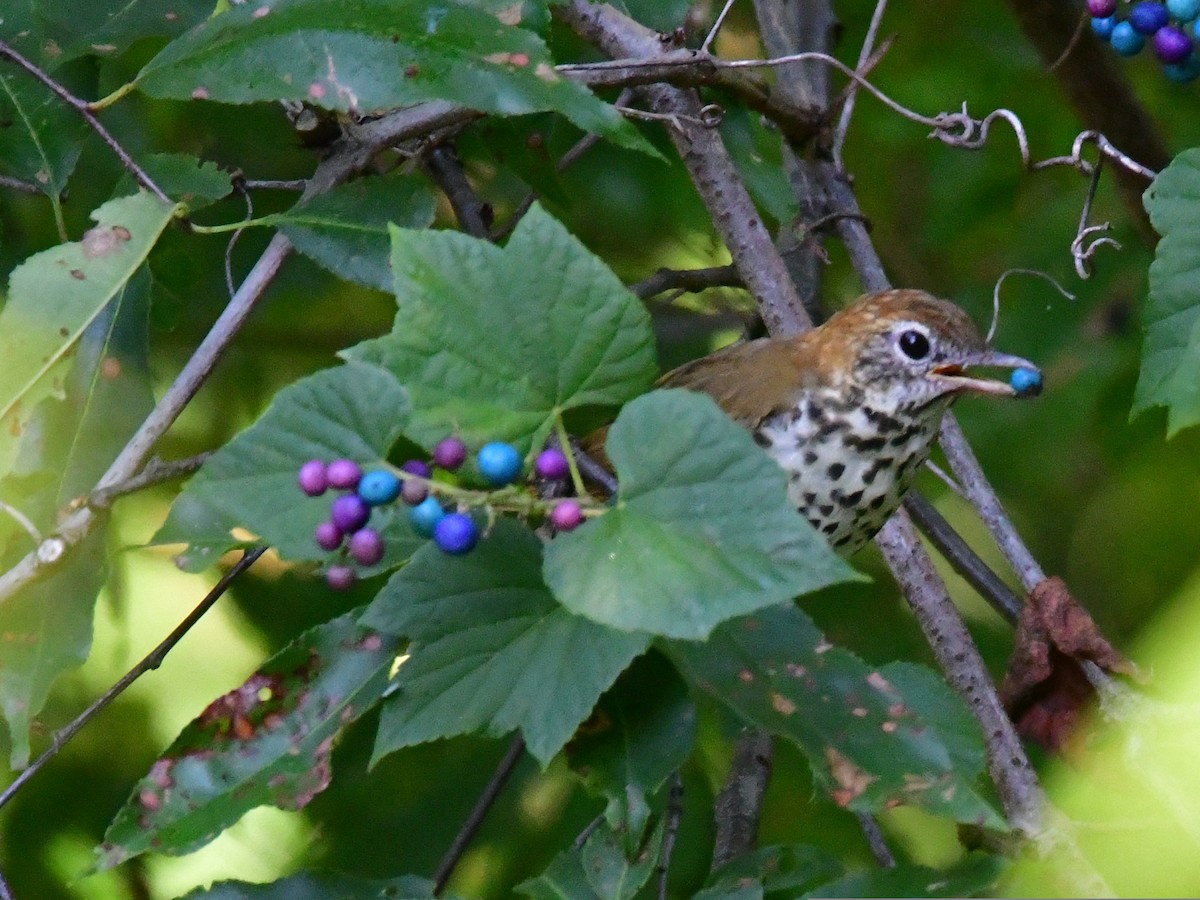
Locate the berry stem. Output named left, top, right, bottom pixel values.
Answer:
left=385, top=464, right=604, bottom=519
left=554, top=413, right=588, bottom=499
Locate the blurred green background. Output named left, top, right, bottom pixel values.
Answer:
left=2, top=0, right=1200, bottom=896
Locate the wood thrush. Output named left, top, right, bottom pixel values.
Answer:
left=658, top=288, right=1040, bottom=555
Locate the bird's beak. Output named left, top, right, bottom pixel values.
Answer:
left=929, top=350, right=1042, bottom=398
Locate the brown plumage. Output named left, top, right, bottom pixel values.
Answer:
left=600, top=288, right=1040, bottom=554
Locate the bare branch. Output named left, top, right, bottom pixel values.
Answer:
left=425, top=144, right=492, bottom=239
left=657, top=772, right=685, bottom=899
left=630, top=264, right=741, bottom=299
left=0, top=173, right=41, bottom=195
left=83, top=454, right=212, bottom=510
left=854, top=811, right=896, bottom=868
left=711, top=731, right=773, bottom=870
left=0, top=547, right=266, bottom=813
left=831, top=0, right=891, bottom=169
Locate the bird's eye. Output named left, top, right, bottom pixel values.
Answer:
left=898, top=329, right=931, bottom=360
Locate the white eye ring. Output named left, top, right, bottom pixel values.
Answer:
left=893, top=323, right=932, bottom=362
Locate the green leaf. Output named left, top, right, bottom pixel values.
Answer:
left=362, top=520, right=649, bottom=766
left=516, top=819, right=661, bottom=900
left=0, top=192, right=179, bottom=479
left=155, top=362, right=420, bottom=566
left=543, top=390, right=860, bottom=639
left=345, top=203, right=657, bottom=453
left=116, top=153, right=234, bottom=211
left=801, top=854, right=1005, bottom=899
left=180, top=872, right=442, bottom=899
left=881, top=661, right=987, bottom=779
left=0, top=72, right=86, bottom=198
left=0, top=529, right=107, bottom=768
left=1137, top=148, right=1200, bottom=434
left=136, top=0, right=655, bottom=156
left=666, top=606, right=1004, bottom=826
left=95, top=610, right=399, bottom=869
left=705, top=844, right=844, bottom=898
left=720, top=104, right=798, bottom=227
left=272, top=171, right=438, bottom=292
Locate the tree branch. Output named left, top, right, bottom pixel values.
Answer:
left=629, top=264, right=741, bottom=299
left=711, top=731, right=773, bottom=870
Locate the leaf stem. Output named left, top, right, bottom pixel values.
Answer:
left=554, top=413, right=588, bottom=499
left=89, top=80, right=137, bottom=111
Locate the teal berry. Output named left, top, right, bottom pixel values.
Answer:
left=434, top=513, right=479, bottom=555
left=1165, top=54, right=1200, bottom=79
left=1010, top=367, right=1043, bottom=398
left=408, top=496, right=446, bottom=537
left=358, top=470, right=401, bottom=506
left=477, top=442, right=523, bottom=486
left=1110, top=20, right=1146, bottom=54
left=1170, top=0, right=1200, bottom=21
left=1092, top=15, right=1118, bottom=40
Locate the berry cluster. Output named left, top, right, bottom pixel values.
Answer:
left=1091, top=0, right=1200, bottom=81
left=298, top=437, right=586, bottom=590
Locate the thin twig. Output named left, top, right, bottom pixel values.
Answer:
left=630, top=264, right=741, bottom=299
left=0, top=547, right=265, bottom=813
left=574, top=813, right=606, bottom=850
left=0, top=499, right=41, bottom=546
left=657, top=771, right=684, bottom=899
left=987, top=268, right=1077, bottom=345
left=711, top=731, right=773, bottom=869
left=433, top=735, right=526, bottom=895
left=0, top=863, right=12, bottom=900
left=701, top=0, right=739, bottom=54
left=854, top=812, right=896, bottom=868
left=83, top=453, right=212, bottom=510
left=0, top=173, right=41, bottom=195
left=831, top=0, right=890, bottom=170
left=1071, top=156, right=1120, bottom=279
left=241, top=179, right=307, bottom=191
left=225, top=181, right=254, bottom=299
left=425, top=144, right=491, bottom=239
left=0, top=40, right=170, bottom=203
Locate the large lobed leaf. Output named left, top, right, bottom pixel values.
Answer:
left=346, top=203, right=657, bottom=454
left=362, top=520, right=649, bottom=766
left=95, top=610, right=399, bottom=868
left=135, top=0, right=654, bottom=155
left=543, top=390, right=860, bottom=640
left=667, top=606, right=1003, bottom=826
left=1136, top=148, right=1200, bottom=434
left=155, top=362, right=420, bottom=568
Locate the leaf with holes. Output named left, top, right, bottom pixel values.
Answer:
left=666, top=606, right=1003, bottom=826
left=136, top=0, right=655, bottom=156
left=543, top=390, right=860, bottom=640
left=94, top=610, right=399, bottom=869
left=345, top=203, right=657, bottom=454
left=362, top=520, right=649, bottom=766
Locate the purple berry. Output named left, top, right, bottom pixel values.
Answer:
left=298, top=459, right=329, bottom=496
left=331, top=494, right=371, bottom=532
left=1088, top=0, right=1118, bottom=14
left=326, top=565, right=356, bottom=591
left=433, top=437, right=468, bottom=471
left=1130, top=1, right=1170, bottom=34
left=433, top=513, right=479, bottom=555
left=326, top=459, right=362, bottom=490
left=535, top=448, right=571, bottom=481
left=401, top=459, right=433, bottom=479
left=315, top=520, right=344, bottom=551
left=349, top=528, right=385, bottom=566
left=401, top=479, right=429, bottom=505
left=1155, top=24, right=1193, bottom=60
left=550, top=500, right=584, bottom=532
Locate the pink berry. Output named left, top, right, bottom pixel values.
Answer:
left=349, top=528, right=385, bottom=565
left=326, top=459, right=362, bottom=490
left=535, top=448, right=570, bottom=481
left=1088, top=0, right=1117, bottom=15
left=433, top=437, right=468, bottom=471
left=550, top=500, right=584, bottom=531
left=315, top=520, right=344, bottom=551
left=298, top=460, right=328, bottom=496
left=326, top=565, right=355, bottom=591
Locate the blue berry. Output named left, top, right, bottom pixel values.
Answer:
left=298, top=459, right=328, bottom=496
left=550, top=499, right=584, bottom=532
left=331, top=493, right=371, bottom=532
left=1111, top=20, right=1146, bottom=54
left=1092, top=14, right=1118, bottom=40
left=408, top=496, right=446, bottom=537
left=1130, top=1, right=1170, bottom=34
left=1165, top=54, right=1200, bottom=79
left=1089, top=0, right=1118, bottom=14
left=326, top=565, right=356, bottom=591
left=349, top=528, right=385, bottom=566
left=433, top=437, right=468, bottom=471
left=1155, top=24, right=1193, bottom=60
left=434, top=513, right=479, bottom=555
left=535, top=448, right=571, bottom=481
left=326, top=459, right=363, bottom=490
left=1010, top=367, right=1043, bottom=398
left=358, top=470, right=401, bottom=506
left=314, top=520, right=344, bottom=551
left=1171, top=0, right=1200, bottom=21
left=477, top=442, right=523, bottom=486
